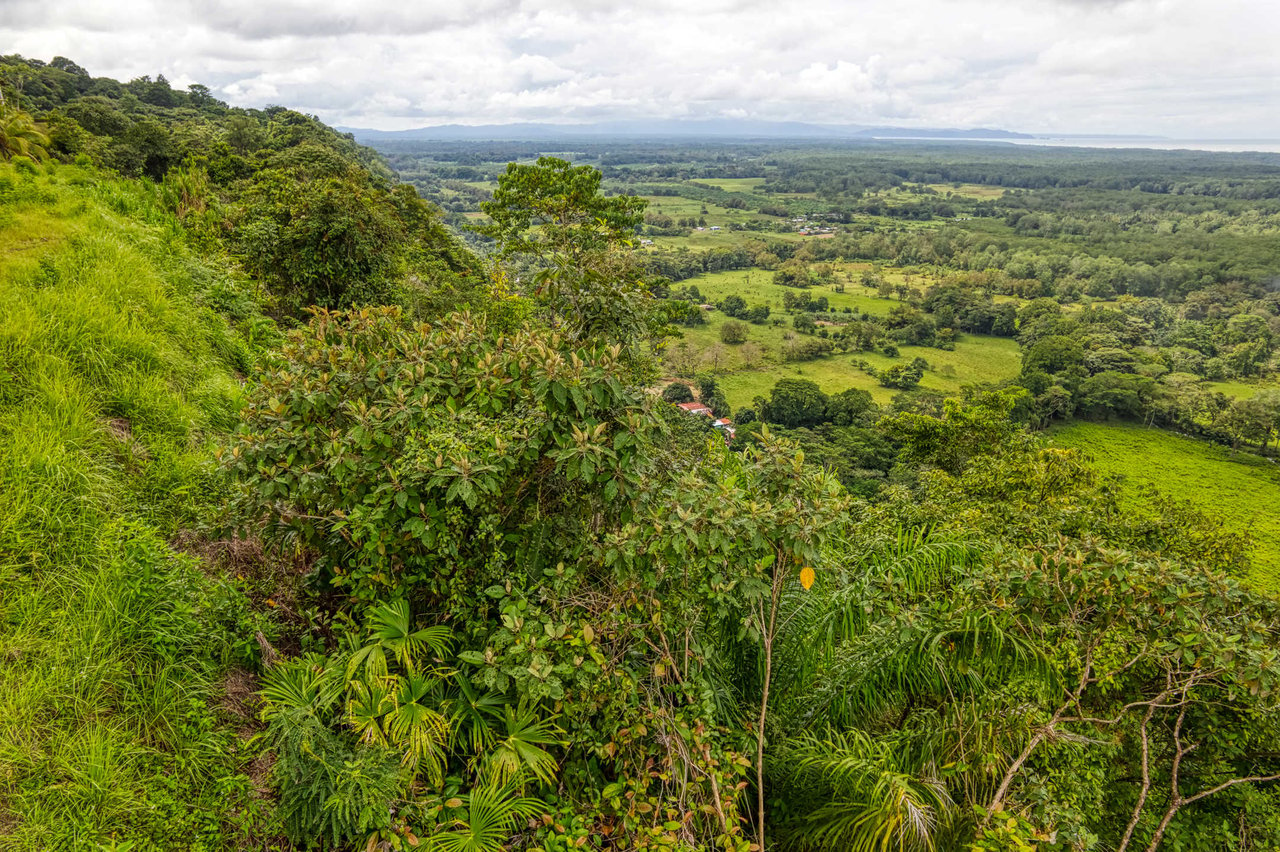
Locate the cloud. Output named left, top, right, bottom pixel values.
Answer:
left=1, top=0, right=1276, bottom=136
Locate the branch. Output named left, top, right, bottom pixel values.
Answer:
left=1116, top=700, right=1159, bottom=852
left=1183, top=773, right=1280, bottom=807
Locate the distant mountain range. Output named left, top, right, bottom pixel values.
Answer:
left=341, top=119, right=1035, bottom=142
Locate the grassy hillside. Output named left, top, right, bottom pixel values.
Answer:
left=0, top=161, right=274, bottom=847
left=1050, top=421, right=1280, bottom=593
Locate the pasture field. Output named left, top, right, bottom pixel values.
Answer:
left=1050, top=422, right=1280, bottom=592
left=673, top=267, right=932, bottom=314
left=647, top=228, right=805, bottom=250
left=692, top=177, right=767, bottom=192
left=663, top=266, right=1022, bottom=407
left=1204, top=377, right=1280, bottom=400
left=921, top=182, right=1007, bottom=199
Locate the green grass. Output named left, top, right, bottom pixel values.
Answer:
left=674, top=267, right=930, bottom=315
left=0, top=163, right=273, bottom=847
left=693, top=178, right=766, bottom=192
left=662, top=266, right=1018, bottom=408
left=1050, top=422, right=1280, bottom=592
left=1203, top=377, right=1280, bottom=400
left=920, top=182, right=1007, bottom=199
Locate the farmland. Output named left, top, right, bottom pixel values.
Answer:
left=1051, top=422, right=1280, bottom=592
left=661, top=266, right=1023, bottom=407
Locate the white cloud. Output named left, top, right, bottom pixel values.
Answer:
left=1, top=0, right=1277, bottom=136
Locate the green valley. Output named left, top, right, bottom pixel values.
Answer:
left=2, top=52, right=1279, bottom=852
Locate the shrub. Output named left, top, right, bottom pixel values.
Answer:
left=662, top=382, right=694, bottom=403
left=721, top=319, right=749, bottom=344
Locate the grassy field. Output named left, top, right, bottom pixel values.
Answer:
left=1050, top=422, right=1280, bottom=592
left=676, top=267, right=932, bottom=314
left=1204, top=377, right=1280, bottom=400
left=693, top=177, right=766, bottom=192
left=664, top=267, right=1022, bottom=407
left=0, top=163, right=270, bottom=846
left=921, top=182, right=1007, bottom=199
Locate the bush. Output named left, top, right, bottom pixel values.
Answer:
left=879, top=358, right=926, bottom=389
left=662, top=382, right=694, bottom=403
left=721, top=319, right=749, bottom=344
left=782, top=337, right=834, bottom=362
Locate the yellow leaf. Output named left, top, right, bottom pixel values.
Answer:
left=799, top=566, right=815, bottom=591
left=445, top=798, right=463, bottom=809
left=583, top=623, right=595, bottom=644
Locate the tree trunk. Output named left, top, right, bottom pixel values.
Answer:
left=755, top=564, right=784, bottom=852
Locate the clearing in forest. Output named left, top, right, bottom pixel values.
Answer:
left=1051, top=421, right=1280, bottom=593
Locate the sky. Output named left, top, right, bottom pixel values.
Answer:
left=3, top=0, right=1278, bottom=137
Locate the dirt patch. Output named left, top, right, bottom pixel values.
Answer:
left=171, top=531, right=325, bottom=658
left=219, top=666, right=262, bottom=724
left=106, top=416, right=151, bottom=459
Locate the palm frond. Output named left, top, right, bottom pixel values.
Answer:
left=428, top=782, right=545, bottom=852
left=784, top=731, right=953, bottom=852
left=482, top=703, right=562, bottom=788
left=365, top=598, right=453, bottom=674
left=260, top=654, right=344, bottom=717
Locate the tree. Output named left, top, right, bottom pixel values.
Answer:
left=661, top=382, right=694, bottom=403
left=721, top=319, right=749, bottom=345
left=111, top=118, right=175, bottom=180
left=827, top=387, right=876, bottom=426
left=664, top=339, right=700, bottom=379
left=718, top=294, right=747, bottom=317
left=224, top=114, right=264, bottom=154
left=479, top=157, right=653, bottom=359
left=878, top=358, right=926, bottom=390
left=761, top=378, right=829, bottom=428
left=235, top=172, right=404, bottom=310
left=700, top=342, right=728, bottom=374
left=879, top=388, right=1028, bottom=475
left=0, top=108, right=49, bottom=161
left=226, top=307, right=663, bottom=604
left=1023, top=334, right=1086, bottom=377
left=606, top=433, right=850, bottom=851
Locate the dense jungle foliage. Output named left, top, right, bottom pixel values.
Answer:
left=2, top=57, right=1278, bottom=852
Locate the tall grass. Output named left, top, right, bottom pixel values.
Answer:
left=1050, top=421, right=1280, bottom=593
left=0, top=163, right=274, bottom=848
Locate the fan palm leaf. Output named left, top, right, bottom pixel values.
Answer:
left=482, top=703, right=562, bottom=788
left=428, top=783, right=545, bottom=852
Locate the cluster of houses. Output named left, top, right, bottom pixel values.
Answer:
left=791, top=215, right=836, bottom=236
left=675, top=401, right=736, bottom=442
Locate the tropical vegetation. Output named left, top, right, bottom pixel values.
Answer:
left=1, top=56, right=1278, bottom=852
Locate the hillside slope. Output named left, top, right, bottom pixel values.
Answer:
left=0, top=160, right=276, bottom=847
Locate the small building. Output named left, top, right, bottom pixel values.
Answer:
left=677, top=402, right=713, bottom=417
left=709, top=226, right=721, bottom=231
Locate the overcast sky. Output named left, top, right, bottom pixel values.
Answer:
left=4, top=0, right=1278, bottom=136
